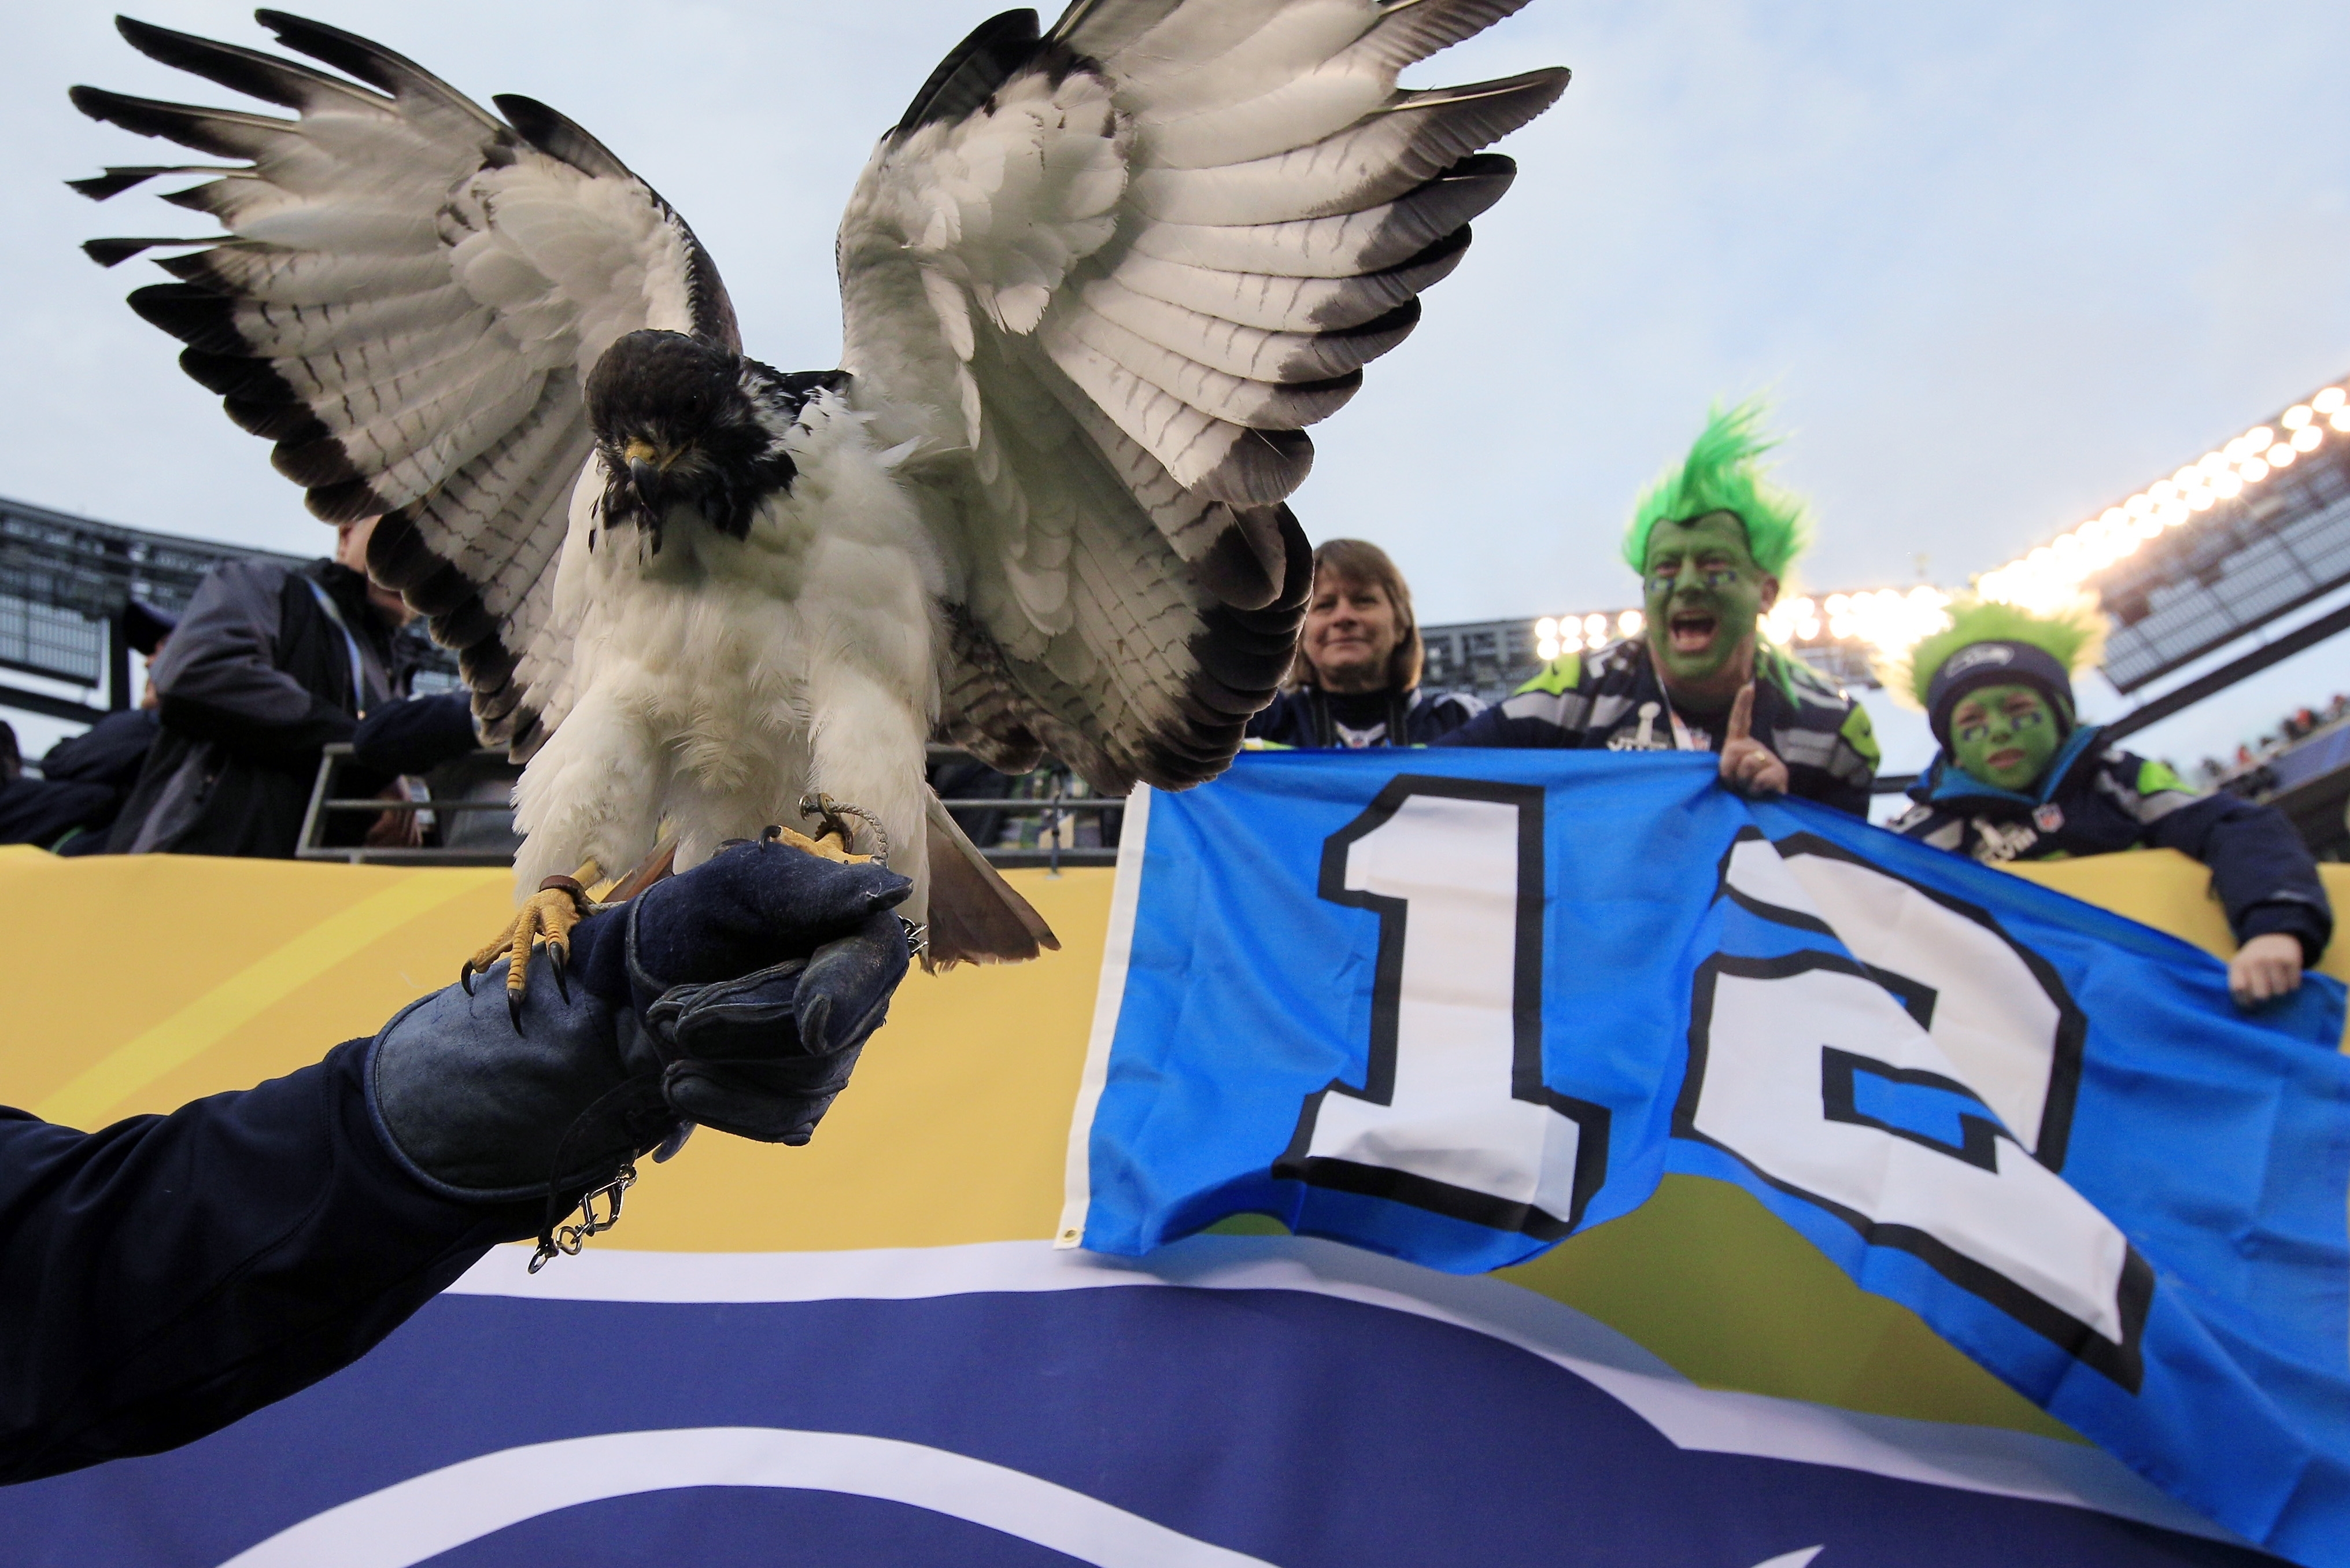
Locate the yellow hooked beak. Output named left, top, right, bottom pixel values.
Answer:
left=622, top=438, right=678, bottom=510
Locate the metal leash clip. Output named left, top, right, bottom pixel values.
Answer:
left=529, top=1161, right=639, bottom=1273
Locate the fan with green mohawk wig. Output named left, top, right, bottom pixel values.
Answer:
left=1441, top=390, right=1879, bottom=813
left=1619, top=396, right=1819, bottom=705
left=1880, top=589, right=2330, bottom=1009
left=1620, top=396, right=1814, bottom=579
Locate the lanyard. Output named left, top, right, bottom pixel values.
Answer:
left=304, top=576, right=375, bottom=718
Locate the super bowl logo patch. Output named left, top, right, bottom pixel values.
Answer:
left=1606, top=700, right=1673, bottom=752
left=2034, top=803, right=2066, bottom=833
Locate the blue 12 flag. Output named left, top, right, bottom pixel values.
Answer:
left=1069, top=750, right=2350, bottom=1566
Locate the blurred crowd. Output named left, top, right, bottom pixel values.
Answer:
left=0, top=516, right=492, bottom=861
left=2196, top=693, right=2350, bottom=793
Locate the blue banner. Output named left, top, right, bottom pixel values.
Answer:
left=1070, top=750, right=2350, bottom=1564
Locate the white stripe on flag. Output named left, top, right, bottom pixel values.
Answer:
left=217, top=1426, right=1276, bottom=1568
left=450, top=1234, right=2240, bottom=1547
left=1056, top=782, right=1153, bottom=1248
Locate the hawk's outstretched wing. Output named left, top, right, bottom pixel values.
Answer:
left=841, top=1, right=1564, bottom=791
left=71, top=12, right=738, bottom=756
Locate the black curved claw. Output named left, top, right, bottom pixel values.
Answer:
left=508, top=991, right=525, bottom=1034
left=460, top=960, right=475, bottom=996
left=549, top=942, right=571, bottom=1004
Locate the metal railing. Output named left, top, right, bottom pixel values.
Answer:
left=294, top=742, right=1126, bottom=870
left=295, top=744, right=522, bottom=867
left=927, top=742, right=1121, bottom=871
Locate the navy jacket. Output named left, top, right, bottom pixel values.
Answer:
left=4, top=711, right=164, bottom=853
left=40, top=710, right=161, bottom=797
left=1246, top=684, right=1486, bottom=749
left=0, top=1041, right=535, bottom=1484
left=0, top=777, right=117, bottom=853
left=1891, top=726, right=2333, bottom=961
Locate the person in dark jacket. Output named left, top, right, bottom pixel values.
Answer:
left=26, top=599, right=179, bottom=853
left=0, top=604, right=176, bottom=854
left=1884, top=596, right=2330, bottom=1008
left=1443, top=400, right=1880, bottom=814
left=1247, top=538, right=1484, bottom=749
left=38, top=710, right=160, bottom=848
left=109, top=516, right=415, bottom=857
left=0, top=722, right=119, bottom=852
left=0, top=836, right=912, bottom=1485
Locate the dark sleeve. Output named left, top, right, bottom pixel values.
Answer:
left=1779, top=749, right=1871, bottom=818
left=1245, top=689, right=1303, bottom=745
left=151, top=563, right=356, bottom=767
left=1435, top=691, right=1580, bottom=748
left=346, top=693, right=481, bottom=787
left=2141, top=785, right=2334, bottom=963
left=1794, top=770, right=1871, bottom=818
left=38, top=712, right=158, bottom=791
left=1409, top=691, right=1487, bottom=744
left=0, top=1039, right=539, bottom=1484
left=1769, top=691, right=1878, bottom=819
left=0, top=778, right=119, bottom=849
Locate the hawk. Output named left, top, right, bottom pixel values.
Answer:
left=71, top=2, right=1567, bottom=978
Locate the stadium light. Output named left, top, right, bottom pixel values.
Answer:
left=1972, top=380, right=2344, bottom=620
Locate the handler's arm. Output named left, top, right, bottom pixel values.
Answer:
left=0, top=839, right=911, bottom=1486
left=0, top=1043, right=537, bottom=1485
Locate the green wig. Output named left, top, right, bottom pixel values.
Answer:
left=1620, top=397, right=1814, bottom=578
left=1877, top=594, right=2109, bottom=713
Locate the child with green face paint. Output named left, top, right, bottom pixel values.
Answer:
left=1443, top=398, right=1882, bottom=815
left=1886, top=597, right=2332, bottom=1008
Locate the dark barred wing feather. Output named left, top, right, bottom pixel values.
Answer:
left=843, top=0, right=1561, bottom=793
left=71, top=12, right=737, bottom=758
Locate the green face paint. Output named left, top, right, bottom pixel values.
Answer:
left=1642, top=511, right=1770, bottom=691
left=1948, top=683, right=2060, bottom=792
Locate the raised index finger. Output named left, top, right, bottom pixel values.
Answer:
left=1727, top=682, right=1755, bottom=744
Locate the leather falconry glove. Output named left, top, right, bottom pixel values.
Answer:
left=366, top=838, right=911, bottom=1258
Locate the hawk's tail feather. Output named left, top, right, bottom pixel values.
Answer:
left=921, top=791, right=1059, bottom=972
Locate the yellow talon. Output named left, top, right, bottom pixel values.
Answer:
left=795, top=793, right=884, bottom=863
left=455, top=816, right=874, bottom=1027
left=464, top=860, right=600, bottom=1023
left=764, top=821, right=869, bottom=864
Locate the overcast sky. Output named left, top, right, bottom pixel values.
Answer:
left=4, top=1, right=2348, bottom=771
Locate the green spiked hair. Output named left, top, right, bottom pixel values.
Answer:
left=1620, top=398, right=1815, bottom=579
left=1879, top=594, right=2108, bottom=714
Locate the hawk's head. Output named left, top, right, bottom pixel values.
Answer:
left=585, top=329, right=797, bottom=549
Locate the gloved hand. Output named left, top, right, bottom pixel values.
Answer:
left=366, top=838, right=912, bottom=1218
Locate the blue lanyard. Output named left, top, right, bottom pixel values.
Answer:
left=304, top=576, right=375, bottom=718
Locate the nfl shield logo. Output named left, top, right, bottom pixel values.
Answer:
left=2033, top=802, right=2066, bottom=833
